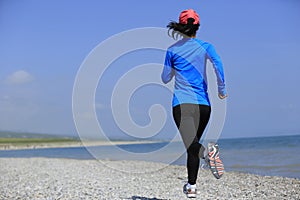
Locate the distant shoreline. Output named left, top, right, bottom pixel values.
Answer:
left=0, top=139, right=161, bottom=150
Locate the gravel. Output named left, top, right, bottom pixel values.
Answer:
left=1, top=158, right=299, bottom=200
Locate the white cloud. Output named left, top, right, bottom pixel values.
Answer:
left=5, top=70, right=34, bottom=85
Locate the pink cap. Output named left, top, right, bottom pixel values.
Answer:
left=179, top=9, right=200, bottom=25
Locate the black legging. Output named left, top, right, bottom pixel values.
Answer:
left=173, top=104, right=211, bottom=185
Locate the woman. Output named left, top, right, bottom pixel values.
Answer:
left=161, top=9, right=227, bottom=198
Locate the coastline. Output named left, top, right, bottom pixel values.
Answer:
left=0, top=140, right=160, bottom=150
left=2, top=138, right=300, bottom=180
left=1, top=157, right=299, bottom=199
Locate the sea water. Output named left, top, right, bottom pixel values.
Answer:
left=0, top=135, right=299, bottom=179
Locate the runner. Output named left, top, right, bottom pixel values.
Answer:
left=161, top=9, right=228, bottom=198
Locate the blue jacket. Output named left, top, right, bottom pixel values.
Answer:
left=161, top=38, right=226, bottom=107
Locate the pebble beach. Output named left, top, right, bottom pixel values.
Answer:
left=1, top=158, right=299, bottom=200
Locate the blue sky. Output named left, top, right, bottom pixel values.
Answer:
left=0, top=0, right=299, bottom=139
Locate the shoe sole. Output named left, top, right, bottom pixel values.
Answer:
left=207, top=143, right=224, bottom=179
left=183, top=185, right=197, bottom=198
left=187, top=193, right=196, bottom=198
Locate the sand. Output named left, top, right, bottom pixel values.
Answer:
left=0, top=158, right=299, bottom=200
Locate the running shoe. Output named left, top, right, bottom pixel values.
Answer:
left=206, top=142, right=224, bottom=179
left=183, top=183, right=197, bottom=198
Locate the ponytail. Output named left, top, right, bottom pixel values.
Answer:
left=167, top=18, right=200, bottom=40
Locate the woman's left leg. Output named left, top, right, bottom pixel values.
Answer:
left=173, top=104, right=211, bottom=185
left=186, top=105, right=211, bottom=184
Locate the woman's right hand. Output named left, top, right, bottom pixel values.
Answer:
left=218, top=93, right=228, bottom=99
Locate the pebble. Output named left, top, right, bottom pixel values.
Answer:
left=0, top=158, right=299, bottom=200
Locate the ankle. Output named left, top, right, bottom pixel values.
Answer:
left=187, top=183, right=196, bottom=188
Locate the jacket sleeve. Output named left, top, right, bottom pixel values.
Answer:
left=206, top=44, right=227, bottom=96
left=161, top=50, right=174, bottom=84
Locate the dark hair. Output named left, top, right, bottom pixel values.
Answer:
left=167, top=18, right=200, bottom=39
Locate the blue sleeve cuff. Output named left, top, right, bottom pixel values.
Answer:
left=218, top=86, right=227, bottom=96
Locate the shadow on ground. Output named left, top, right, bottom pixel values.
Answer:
left=130, top=196, right=168, bottom=200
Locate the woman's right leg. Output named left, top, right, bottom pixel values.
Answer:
left=195, top=105, right=211, bottom=141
